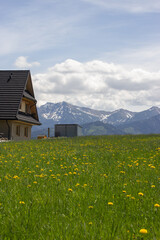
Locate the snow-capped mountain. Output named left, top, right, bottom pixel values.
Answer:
left=32, top=102, right=160, bottom=137
left=37, top=101, right=160, bottom=127
left=38, top=101, right=111, bottom=126
left=37, top=101, right=136, bottom=127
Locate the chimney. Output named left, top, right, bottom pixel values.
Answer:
left=7, top=73, right=13, bottom=82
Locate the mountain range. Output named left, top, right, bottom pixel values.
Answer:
left=32, top=101, right=160, bottom=137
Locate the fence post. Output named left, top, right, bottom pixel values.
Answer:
left=48, top=128, right=50, bottom=138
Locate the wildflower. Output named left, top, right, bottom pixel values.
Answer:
left=122, top=190, right=126, bottom=193
left=151, top=185, right=155, bottom=188
left=89, top=222, right=92, bottom=225
left=151, top=165, right=155, bottom=169
left=138, top=192, right=144, bottom=196
left=108, top=202, right=113, bottom=205
left=131, top=197, right=135, bottom=200
left=27, top=185, right=31, bottom=188
left=126, top=195, right=131, bottom=198
left=83, top=184, right=87, bottom=187
left=64, top=173, right=68, bottom=176
left=75, top=183, right=80, bottom=187
left=13, top=175, right=20, bottom=179
left=89, top=206, right=93, bottom=209
left=68, top=188, right=73, bottom=192
left=33, top=181, right=37, bottom=184
left=19, top=201, right=25, bottom=204
left=139, top=229, right=148, bottom=234
left=154, top=203, right=160, bottom=207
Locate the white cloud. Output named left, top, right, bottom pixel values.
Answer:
left=82, top=0, right=160, bottom=13
left=15, top=56, right=40, bottom=69
left=33, top=59, right=160, bottom=111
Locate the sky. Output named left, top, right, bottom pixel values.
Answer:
left=1, top=0, right=160, bottom=111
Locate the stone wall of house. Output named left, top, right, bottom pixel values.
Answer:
left=0, top=120, right=32, bottom=141
left=11, top=122, right=32, bottom=141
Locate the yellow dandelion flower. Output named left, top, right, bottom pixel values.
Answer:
left=126, top=195, right=131, bottom=198
left=151, top=165, right=155, bottom=169
left=89, top=222, right=92, bottom=225
left=108, top=202, right=113, bottom=205
left=154, top=203, right=160, bottom=207
left=75, top=183, right=80, bottom=187
left=151, top=185, right=155, bottom=188
left=33, top=181, right=37, bottom=184
left=19, top=201, right=25, bottom=204
left=68, top=188, right=73, bottom=192
left=13, top=175, right=20, bottom=179
left=138, top=192, right=144, bottom=196
left=139, top=229, right=148, bottom=234
left=122, top=190, right=126, bottom=193
left=83, top=184, right=87, bottom=187
left=89, top=206, right=93, bottom=209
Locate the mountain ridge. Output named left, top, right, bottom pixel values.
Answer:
left=32, top=102, right=160, bottom=137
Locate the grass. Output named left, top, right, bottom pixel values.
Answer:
left=0, top=135, right=160, bottom=239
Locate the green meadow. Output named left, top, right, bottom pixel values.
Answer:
left=0, top=135, right=160, bottom=239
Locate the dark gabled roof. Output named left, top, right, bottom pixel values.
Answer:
left=0, top=70, right=40, bottom=125
left=17, top=112, right=41, bottom=125
left=23, top=90, right=37, bottom=103
left=0, top=70, right=29, bottom=119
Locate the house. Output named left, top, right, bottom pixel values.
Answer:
left=0, top=70, right=41, bottom=140
left=55, top=124, right=82, bottom=137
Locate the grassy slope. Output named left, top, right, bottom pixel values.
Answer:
left=0, top=135, right=160, bottom=239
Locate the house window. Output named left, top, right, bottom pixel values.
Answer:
left=25, top=103, right=30, bottom=114
left=24, top=127, right=28, bottom=137
left=16, top=125, right=20, bottom=136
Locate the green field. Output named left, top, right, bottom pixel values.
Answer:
left=0, top=135, right=160, bottom=239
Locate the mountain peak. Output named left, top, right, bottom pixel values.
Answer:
left=149, top=106, right=160, bottom=111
